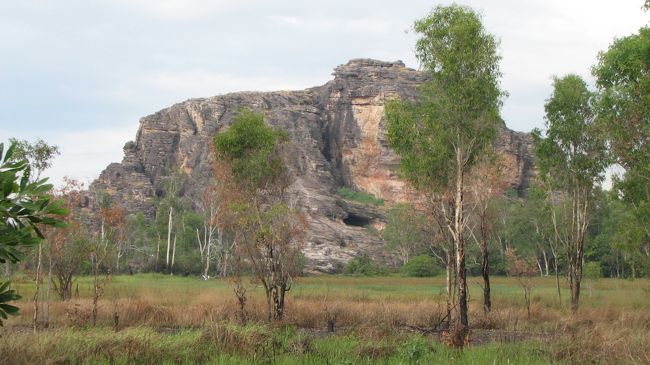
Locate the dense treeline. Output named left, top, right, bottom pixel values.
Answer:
left=379, top=186, right=649, bottom=280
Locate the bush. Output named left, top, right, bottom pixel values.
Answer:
left=583, top=261, right=602, bottom=281
left=336, top=187, right=384, bottom=206
left=344, top=255, right=388, bottom=276
left=398, top=335, right=434, bottom=362
left=400, top=255, right=439, bottom=277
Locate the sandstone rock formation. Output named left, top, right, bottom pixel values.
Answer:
left=93, top=59, right=533, bottom=272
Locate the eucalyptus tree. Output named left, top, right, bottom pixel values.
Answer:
left=8, top=138, right=59, bottom=181
left=533, top=75, right=609, bottom=311
left=214, top=108, right=304, bottom=321
left=593, top=27, right=650, bottom=250
left=386, top=5, right=505, bottom=330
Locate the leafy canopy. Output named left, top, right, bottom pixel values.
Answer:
left=382, top=203, right=427, bottom=254
left=532, top=75, right=609, bottom=190
left=386, top=4, right=504, bottom=191
left=592, top=27, right=650, bottom=239
left=593, top=27, right=650, bottom=178
left=8, top=138, right=60, bottom=180
left=213, top=108, right=288, bottom=193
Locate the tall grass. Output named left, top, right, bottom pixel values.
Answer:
left=1, top=325, right=558, bottom=365
left=3, top=274, right=650, bottom=364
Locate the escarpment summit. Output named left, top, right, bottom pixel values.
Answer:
left=93, top=59, right=534, bottom=272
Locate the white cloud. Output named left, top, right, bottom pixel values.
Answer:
left=45, top=126, right=138, bottom=187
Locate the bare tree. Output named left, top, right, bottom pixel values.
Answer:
left=196, top=183, right=232, bottom=279
left=382, top=203, right=427, bottom=266
left=467, top=155, right=508, bottom=314
left=89, top=191, right=123, bottom=325
left=506, top=248, right=539, bottom=322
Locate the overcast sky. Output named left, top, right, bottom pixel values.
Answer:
left=1, top=0, right=648, bottom=186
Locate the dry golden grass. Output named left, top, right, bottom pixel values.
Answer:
left=4, top=274, right=650, bottom=364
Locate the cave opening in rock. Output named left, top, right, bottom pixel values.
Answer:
left=343, top=214, right=370, bottom=227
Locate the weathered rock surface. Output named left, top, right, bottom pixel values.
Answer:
left=93, top=59, right=534, bottom=272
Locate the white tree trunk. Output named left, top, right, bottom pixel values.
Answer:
left=170, top=235, right=177, bottom=275
left=166, top=207, right=173, bottom=268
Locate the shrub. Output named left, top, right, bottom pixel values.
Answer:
left=344, top=255, right=388, bottom=276
left=398, top=335, right=433, bottom=362
left=583, top=261, right=602, bottom=281
left=400, top=255, right=439, bottom=277
left=336, top=187, right=384, bottom=206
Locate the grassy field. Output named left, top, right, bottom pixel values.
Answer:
left=2, top=274, right=650, bottom=364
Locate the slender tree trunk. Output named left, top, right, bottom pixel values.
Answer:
left=481, top=242, right=491, bottom=313
left=170, top=235, right=177, bottom=275
left=445, top=249, right=453, bottom=329
left=536, top=259, right=544, bottom=278
left=542, top=250, right=549, bottom=276
left=166, top=207, right=173, bottom=270
left=92, top=265, right=99, bottom=326
left=203, top=236, right=211, bottom=279
left=33, top=244, right=42, bottom=332
left=155, top=233, right=160, bottom=272
left=46, top=243, right=52, bottom=327
left=454, top=156, right=468, bottom=328
left=553, top=252, right=562, bottom=303
left=569, top=190, right=588, bottom=312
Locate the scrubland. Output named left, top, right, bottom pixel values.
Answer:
left=1, top=275, right=649, bottom=364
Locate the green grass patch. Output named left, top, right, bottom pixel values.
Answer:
left=336, top=187, right=384, bottom=206
left=0, top=326, right=561, bottom=365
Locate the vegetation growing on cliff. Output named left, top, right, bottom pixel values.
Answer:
left=336, top=187, right=385, bottom=206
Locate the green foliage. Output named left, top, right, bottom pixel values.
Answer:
left=0, top=141, right=66, bottom=324
left=382, top=203, right=427, bottom=262
left=386, top=4, right=504, bottom=191
left=593, top=27, right=650, bottom=258
left=583, top=262, right=603, bottom=281
left=532, top=75, right=609, bottom=191
left=8, top=138, right=60, bottom=180
left=400, top=255, right=439, bottom=277
left=593, top=27, right=650, bottom=177
left=336, top=187, right=384, bottom=206
left=398, top=335, right=434, bottom=362
left=214, top=108, right=288, bottom=193
left=498, top=187, right=550, bottom=253
left=344, top=255, right=388, bottom=276
left=0, top=281, right=20, bottom=323
left=532, top=75, right=610, bottom=309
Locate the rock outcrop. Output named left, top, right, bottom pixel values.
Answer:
left=93, top=59, right=533, bottom=272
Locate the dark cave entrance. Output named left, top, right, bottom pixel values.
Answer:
left=343, top=214, right=370, bottom=227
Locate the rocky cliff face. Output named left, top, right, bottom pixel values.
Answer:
left=93, top=59, right=533, bottom=272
